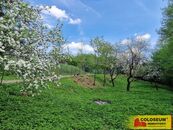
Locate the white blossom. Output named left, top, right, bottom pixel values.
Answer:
left=0, top=0, right=63, bottom=95
left=4, top=65, right=9, bottom=71
left=0, top=48, right=5, bottom=53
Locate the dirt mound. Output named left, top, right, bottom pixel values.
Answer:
left=73, top=75, right=96, bottom=88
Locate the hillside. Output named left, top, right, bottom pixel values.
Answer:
left=0, top=75, right=172, bottom=129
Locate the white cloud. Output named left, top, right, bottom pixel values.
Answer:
left=63, top=42, right=94, bottom=55
left=142, top=33, right=151, bottom=40
left=45, top=5, right=68, bottom=20
left=136, top=33, right=151, bottom=42
left=121, top=39, right=131, bottom=45
left=121, top=33, right=151, bottom=46
left=69, top=18, right=81, bottom=25
left=41, top=5, right=82, bottom=25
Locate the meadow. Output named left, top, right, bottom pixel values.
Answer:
left=0, top=75, right=172, bottom=130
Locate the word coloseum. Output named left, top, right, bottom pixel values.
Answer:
left=140, top=118, right=168, bottom=122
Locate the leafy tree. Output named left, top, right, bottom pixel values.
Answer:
left=91, top=37, right=111, bottom=86
left=153, top=0, right=173, bottom=88
left=91, top=37, right=120, bottom=87
left=90, top=37, right=101, bottom=85
left=107, top=45, right=122, bottom=87
left=73, top=54, right=95, bottom=73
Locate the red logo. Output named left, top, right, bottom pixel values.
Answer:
left=134, top=118, right=146, bottom=127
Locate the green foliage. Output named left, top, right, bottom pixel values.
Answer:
left=0, top=76, right=172, bottom=129
left=90, top=37, right=119, bottom=86
left=59, top=64, right=84, bottom=75
left=153, top=42, right=173, bottom=86
left=153, top=0, right=173, bottom=87
left=3, top=75, right=18, bottom=80
left=159, top=0, right=173, bottom=41
left=90, top=37, right=113, bottom=69
left=72, top=54, right=96, bottom=73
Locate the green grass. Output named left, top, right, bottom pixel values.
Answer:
left=0, top=75, right=172, bottom=130
left=2, top=75, right=19, bottom=80
left=59, top=64, right=84, bottom=75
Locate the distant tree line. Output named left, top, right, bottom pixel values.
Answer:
left=64, top=0, right=173, bottom=91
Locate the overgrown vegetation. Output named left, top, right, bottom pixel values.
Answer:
left=59, top=64, right=84, bottom=75
left=0, top=76, right=172, bottom=130
left=152, top=0, right=173, bottom=88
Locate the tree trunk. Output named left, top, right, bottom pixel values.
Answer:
left=110, top=70, right=115, bottom=87
left=93, top=69, right=96, bottom=86
left=0, top=68, right=5, bottom=86
left=111, top=77, right=114, bottom=87
left=127, top=60, right=133, bottom=91
left=103, top=69, right=106, bottom=86
left=127, top=76, right=131, bottom=91
left=93, top=53, right=97, bottom=86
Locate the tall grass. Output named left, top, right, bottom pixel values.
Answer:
left=59, top=64, right=85, bottom=75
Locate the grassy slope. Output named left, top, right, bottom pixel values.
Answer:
left=0, top=75, right=172, bottom=130
left=3, top=75, right=19, bottom=80
left=59, top=64, right=84, bottom=75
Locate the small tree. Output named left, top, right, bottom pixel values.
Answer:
left=99, top=42, right=111, bottom=86
left=91, top=37, right=111, bottom=86
left=107, top=44, right=122, bottom=87
left=90, top=37, right=100, bottom=85
left=120, top=36, right=149, bottom=91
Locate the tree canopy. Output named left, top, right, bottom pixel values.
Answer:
left=153, top=0, right=173, bottom=88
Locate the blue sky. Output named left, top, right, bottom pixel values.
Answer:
left=26, top=0, right=168, bottom=53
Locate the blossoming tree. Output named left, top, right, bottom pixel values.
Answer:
left=0, top=0, right=63, bottom=95
left=120, top=36, right=149, bottom=91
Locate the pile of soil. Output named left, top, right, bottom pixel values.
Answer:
left=73, top=75, right=96, bottom=88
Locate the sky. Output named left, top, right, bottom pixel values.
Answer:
left=26, top=0, right=168, bottom=54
